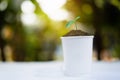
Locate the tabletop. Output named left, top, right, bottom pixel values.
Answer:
left=0, top=61, right=120, bottom=80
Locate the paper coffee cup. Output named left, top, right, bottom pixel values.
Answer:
left=61, top=36, right=94, bottom=76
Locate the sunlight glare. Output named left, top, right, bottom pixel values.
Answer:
left=37, top=0, right=69, bottom=21
left=48, top=9, right=69, bottom=21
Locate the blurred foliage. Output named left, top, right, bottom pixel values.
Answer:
left=0, top=0, right=120, bottom=61
left=0, top=0, right=68, bottom=61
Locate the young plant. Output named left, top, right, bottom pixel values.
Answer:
left=66, top=16, right=80, bottom=30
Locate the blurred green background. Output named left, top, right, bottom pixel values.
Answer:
left=0, top=0, right=120, bottom=62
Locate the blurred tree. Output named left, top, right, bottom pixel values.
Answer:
left=0, top=0, right=10, bottom=61
left=0, top=0, right=27, bottom=61
left=0, top=10, right=6, bottom=61
left=7, top=0, right=27, bottom=61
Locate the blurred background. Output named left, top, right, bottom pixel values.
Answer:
left=0, top=0, right=120, bottom=62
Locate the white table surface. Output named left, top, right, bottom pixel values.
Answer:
left=0, top=61, right=120, bottom=80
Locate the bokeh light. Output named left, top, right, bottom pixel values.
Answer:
left=21, top=0, right=35, bottom=14
left=21, top=0, right=40, bottom=28
left=0, top=0, right=8, bottom=11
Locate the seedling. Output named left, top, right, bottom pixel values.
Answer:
left=66, top=16, right=80, bottom=30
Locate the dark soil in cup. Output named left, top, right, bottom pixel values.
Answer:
left=63, top=30, right=92, bottom=36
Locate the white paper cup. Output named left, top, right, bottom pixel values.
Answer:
left=61, top=36, right=94, bottom=76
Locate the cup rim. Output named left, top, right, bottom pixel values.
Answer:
left=61, top=36, right=94, bottom=39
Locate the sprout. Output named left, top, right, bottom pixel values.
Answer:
left=66, top=16, right=80, bottom=30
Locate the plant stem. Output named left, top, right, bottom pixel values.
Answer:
left=75, top=22, right=77, bottom=30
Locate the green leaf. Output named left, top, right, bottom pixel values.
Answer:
left=74, top=16, right=80, bottom=21
left=66, top=20, right=75, bottom=28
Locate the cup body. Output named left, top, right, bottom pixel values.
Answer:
left=61, top=36, right=94, bottom=76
